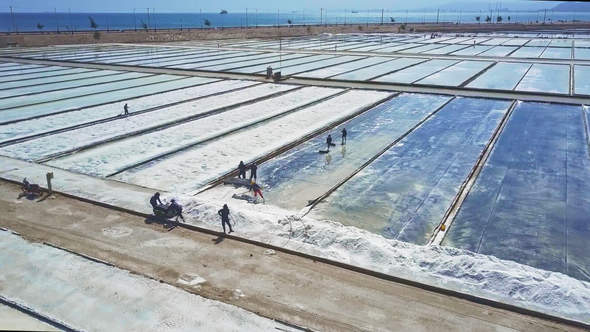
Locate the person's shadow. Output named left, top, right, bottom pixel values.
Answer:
left=212, top=235, right=225, bottom=245
left=144, top=215, right=176, bottom=230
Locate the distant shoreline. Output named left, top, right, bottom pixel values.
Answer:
left=2, top=21, right=590, bottom=48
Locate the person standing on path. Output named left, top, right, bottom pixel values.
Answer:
left=249, top=163, right=258, bottom=181
left=341, top=128, right=347, bottom=145
left=238, top=161, right=246, bottom=179
left=218, top=204, right=233, bottom=234
left=326, top=134, right=334, bottom=151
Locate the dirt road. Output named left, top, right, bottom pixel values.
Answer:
left=0, top=181, right=583, bottom=331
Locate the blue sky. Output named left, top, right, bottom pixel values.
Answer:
left=3, top=0, right=557, bottom=12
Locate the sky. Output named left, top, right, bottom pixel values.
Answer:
left=2, top=0, right=559, bottom=12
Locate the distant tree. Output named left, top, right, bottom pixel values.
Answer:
left=36, top=23, right=44, bottom=30
left=219, top=9, right=228, bottom=14
left=497, top=16, right=502, bottom=23
left=204, top=19, right=211, bottom=27
left=140, top=20, right=148, bottom=31
left=287, top=19, right=293, bottom=26
left=390, top=17, right=395, bottom=23
left=475, top=16, right=480, bottom=24
left=88, top=16, right=98, bottom=30
left=485, top=16, right=491, bottom=23
left=507, top=16, right=511, bottom=23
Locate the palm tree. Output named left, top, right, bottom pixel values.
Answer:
left=36, top=23, right=44, bottom=30
left=390, top=17, right=395, bottom=23
left=475, top=16, right=480, bottom=24
left=485, top=16, right=491, bottom=23
left=507, top=16, right=511, bottom=23
left=497, top=16, right=502, bottom=23
left=204, top=19, right=211, bottom=27
left=287, top=19, right=292, bottom=26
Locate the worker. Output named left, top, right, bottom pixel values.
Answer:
left=150, top=192, right=163, bottom=209
left=249, top=163, right=258, bottom=181
left=168, top=199, right=185, bottom=222
left=326, top=134, right=334, bottom=151
left=250, top=181, right=265, bottom=202
left=238, top=161, right=246, bottom=179
left=218, top=204, right=233, bottom=234
left=341, top=128, right=347, bottom=145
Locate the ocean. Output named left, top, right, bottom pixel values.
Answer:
left=1, top=11, right=590, bottom=33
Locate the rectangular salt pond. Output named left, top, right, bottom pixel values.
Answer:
left=417, top=61, right=492, bottom=87
left=98, top=50, right=196, bottom=64
left=450, top=45, right=493, bottom=56
left=204, top=54, right=319, bottom=72
left=232, top=55, right=337, bottom=73
left=458, top=37, right=491, bottom=45
left=48, top=87, right=341, bottom=177
left=398, top=44, right=447, bottom=53
left=309, top=97, right=512, bottom=245
left=332, top=58, right=425, bottom=81
left=526, top=39, right=551, bottom=47
left=574, top=48, right=590, bottom=60
left=1, top=66, right=69, bottom=77
left=257, top=93, right=452, bottom=209
left=0, top=76, right=217, bottom=124
left=0, top=73, right=167, bottom=110
left=478, top=46, right=518, bottom=57
left=466, top=62, right=531, bottom=90
left=379, top=43, right=424, bottom=52
left=574, top=65, right=590, bottom=95
left=373, top=59, right=459, bottom=84
left=549, top=39, right=573, bottom=47
left=421, top=44, right=469, bottom=55
left=0, top=64, right=44, bottom=72
left=0, top=79, right=251, bottom=144
left=295, top=57, right=391, bottom=78
left=349, top=43, right=394, bottom=52
left=113, top=90, right=391, bottom=192
left=481, top=38, right=512, bottom=45
left=0, top=67, right=95, bottom=84
left=515, top=64, right=570, bottom=94
left=2, top=83, right=297, bottom=161
left=0, top=69, right=110, bottom=90
left=170, top=53, right=274, bottom=68
left=443, top=102, right=590, bottom=281
left=123, top=51, right=249, bottom=66
left=275, top=56, right=364, bottom=76
left=540, top=47, right=572, bottom=59
left=575, top=40, right=590, bottom=47
left=509, top=46, right=545, bottom=58
left=502, top=38, right=530, bottom=46
left=0, top=70, right=126, bottom=99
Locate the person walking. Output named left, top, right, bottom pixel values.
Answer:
left=123, top=103, right=129, bottom=116
left=218, top=204, right=233, bottom=234
left=249, top=163, right=258, bottom=181
left=238, top=161, right=246, bottom=179
left=341, top=128, right=347, bottom=145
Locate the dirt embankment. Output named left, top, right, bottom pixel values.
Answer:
left=2, top=22, right=590, bottom=48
